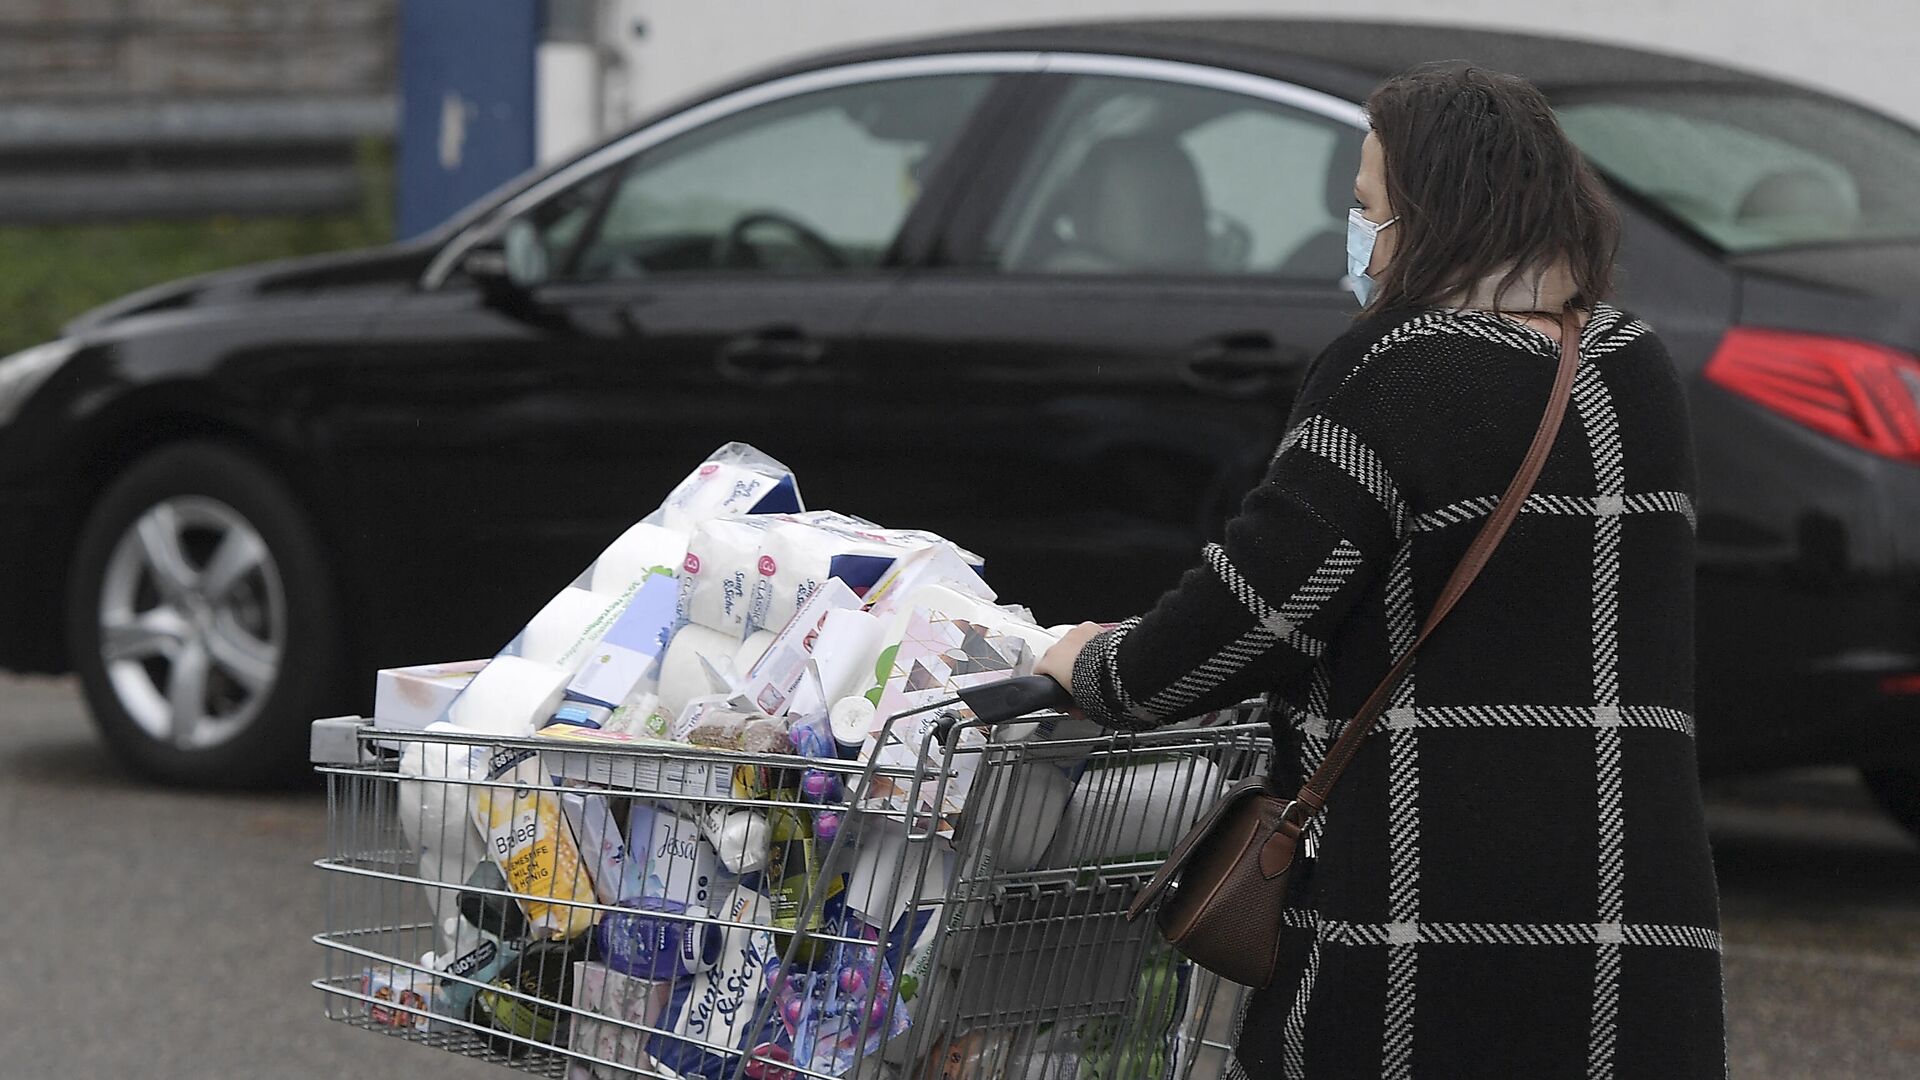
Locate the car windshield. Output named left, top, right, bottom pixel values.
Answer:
left=1557, top=87, right=1920, bottom=254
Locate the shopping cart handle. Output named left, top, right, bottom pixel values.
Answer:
left=956, top=675, right=1075, bottom=726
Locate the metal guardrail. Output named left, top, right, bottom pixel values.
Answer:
left=0, top=96, right=396, bottom=223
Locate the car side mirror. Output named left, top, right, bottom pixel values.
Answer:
left=461, top=219, right=549, bottom=303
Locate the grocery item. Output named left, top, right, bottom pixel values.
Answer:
left=586, top=521, right=688, bottom=597
left=373, top=659, right=486, bottom=733
left=623, top=801, right=731, bottom=909
left=645, top=442, right=802, bottom=533
left=737, top=578, right=863, bottom=717
left=1039, top=759, right=1223, bottom=868
left=518, top=586, right=628, bottom=670
left=363, top=964, right=434, bottom=1033
left=656, top=623, right=747, bottom=718
left=593, top=896, right=724, bottom=979
left=469, top=747, right=600, bottom=939
left=474, top=938, right=586, bottom=1054
left=568, top=961, right=671, bottom=1079
left=678, top=516, right=776, bottom=635
left=648, top=886, right=781, bottom=1079
left=448, top=655, right=574, bottom=738
left=565, top=573, right=679, bottom=710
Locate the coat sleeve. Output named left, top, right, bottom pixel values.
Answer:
left=1068, top=335, right=1418, bottom=730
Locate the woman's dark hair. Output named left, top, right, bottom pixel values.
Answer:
left=1362, top=63, right=1619, bottom=313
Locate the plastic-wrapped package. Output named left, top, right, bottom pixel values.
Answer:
left=469, top=748, right=599, bottom=939
left=682, top=706, right=792, bottom=754
left=643, top=442, right=803, bottom=533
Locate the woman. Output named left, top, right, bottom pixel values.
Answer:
left=1037, top=65, right=1725, bottom=1078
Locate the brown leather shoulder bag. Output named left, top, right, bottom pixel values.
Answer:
left=1124, top=312, right=1585, bottom=987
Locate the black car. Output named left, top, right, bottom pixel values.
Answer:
left=4, top=19, right=1919, bottom=822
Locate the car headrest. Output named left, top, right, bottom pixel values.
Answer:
left=1057, top=134, right=1210, bottom=271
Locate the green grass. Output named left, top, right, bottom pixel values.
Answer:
left=0, top=141, right=394, bottom=356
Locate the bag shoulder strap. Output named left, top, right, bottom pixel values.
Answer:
left=1288, top=311, right=1584, bottom=817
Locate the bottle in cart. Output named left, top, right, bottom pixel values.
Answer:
left=471, top=937, right=587, bottom=1056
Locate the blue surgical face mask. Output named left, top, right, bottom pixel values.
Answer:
left=1345, top=208, right=1398, bottom=307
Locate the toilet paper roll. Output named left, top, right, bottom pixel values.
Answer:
left=976, top=761, right=1074, bottom=874
left=588, top=522, right=689, bottom=597
left=788, top=609, right=887, bottom=719
left=656, top=624, right=745, bottom=719
left=447, top=655, right=574, bottom=737
left=678, top=517, right=771, bottom=634
left=733, top=629, right=777, bottom=673
left=518, top=587, right=626, bottom=670
left=1040, top=758, right=1224, bottom=868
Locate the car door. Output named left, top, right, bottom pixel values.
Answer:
left=853, top=67, right=1366, bottom=623
left=328, top=69, right=1005, bottom=665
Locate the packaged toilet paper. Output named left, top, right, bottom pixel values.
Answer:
left=866, top=594, right=1043, bottom=822
left=584, top=522, right=689, bottom=598
left=646, top=442, right=803, bottom=533
left=678, top=516, right=776, bottom=635
left=564, top=573, right=679, bottom=709
left=656, top=623, right=748, bottom=718
left=753, top=513, right=986, bottom=628
left=448, top=655, right=575, bottom=737
left=646, top=885, right=781, bottom=1078
left=515, top=586, right=630, bottom=671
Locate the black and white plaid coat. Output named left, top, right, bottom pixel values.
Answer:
left=1072, top=305, right=1726, bottom=1078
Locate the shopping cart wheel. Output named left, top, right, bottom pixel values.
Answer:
left=66, top=441, right=343, bottom=787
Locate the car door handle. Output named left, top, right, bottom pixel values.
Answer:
left=716, top=326, right=824, bottom=383
left=1183, top=333, right=1302, bottom=395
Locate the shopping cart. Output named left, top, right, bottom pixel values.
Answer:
left=312, top=676, right=1270, bottom=1079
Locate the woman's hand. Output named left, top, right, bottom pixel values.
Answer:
left=1036, top=621, right=1107, bottom=700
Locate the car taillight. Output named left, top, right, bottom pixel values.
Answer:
left=1705, top=327, right=1920, bottom=462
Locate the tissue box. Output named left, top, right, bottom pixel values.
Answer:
left=569, top=961, right=670, bottom=1079
left=372, top=660, right=487, bottom=731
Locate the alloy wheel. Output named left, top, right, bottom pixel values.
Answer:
left=95, top=495, right=286, bottom=750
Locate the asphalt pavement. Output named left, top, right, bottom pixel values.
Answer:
left=3, top=673, right=1916, bottom=1079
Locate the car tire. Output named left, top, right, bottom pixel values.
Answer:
left=1861, top=768, right=1920, bottom=843
left=66, top=442, right=340, bottom=786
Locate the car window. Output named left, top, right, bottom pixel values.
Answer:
left=1558, top=90, right=1920, bottom=253
left=551, top=74, right=993, bottom=281
left=981, top=75, right=1362, bottom=279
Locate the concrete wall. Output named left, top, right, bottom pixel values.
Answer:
left=0, top=0, right=395, bottom=101
left=602, top=0, right=1919, bottom=130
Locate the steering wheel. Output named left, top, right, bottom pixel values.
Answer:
left=712, top=210, right=847, bottom=270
